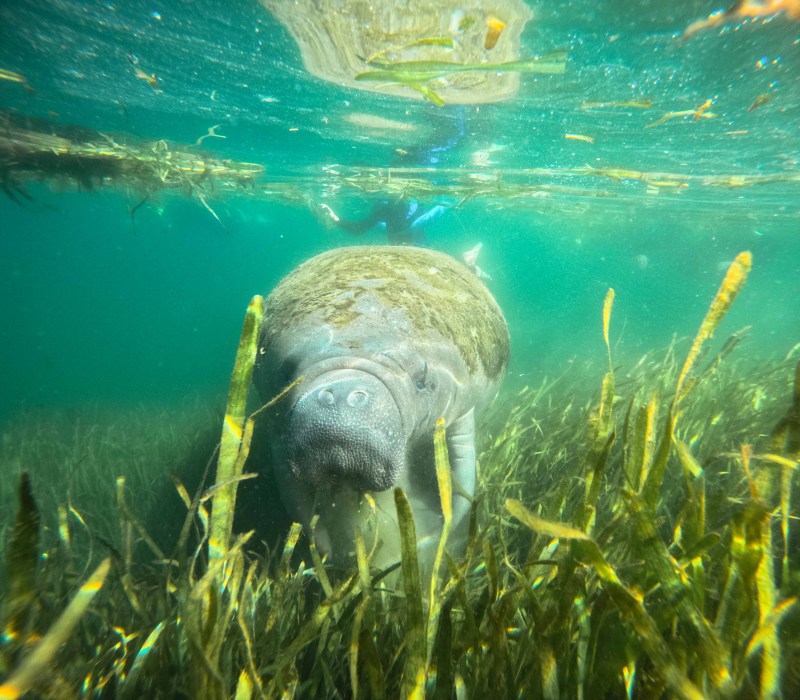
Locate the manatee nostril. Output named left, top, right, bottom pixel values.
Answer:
left=347, top=389, right=369, bottom=407
left=317, top=388, right=335, bottom=405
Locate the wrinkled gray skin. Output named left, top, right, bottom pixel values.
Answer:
left=254, top=246, right=509, bottom=573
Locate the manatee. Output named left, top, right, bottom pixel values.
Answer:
left=254, top=245, right=509, bottom=571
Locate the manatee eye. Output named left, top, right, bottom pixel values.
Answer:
left=415, top=361, right=429, bottom=391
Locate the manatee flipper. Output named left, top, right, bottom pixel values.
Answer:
left=446, top=408, right=477, bottom=533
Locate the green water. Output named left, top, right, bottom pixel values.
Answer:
left=1, top=0, right=798, bottom=426
left=1, top=3, right=800, bottom=697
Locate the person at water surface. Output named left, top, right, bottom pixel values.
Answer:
left=316, top=105, right=465, bottom=244
left=319, top=198, right=449, bottom=245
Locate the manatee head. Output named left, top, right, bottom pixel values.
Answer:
left=286, top=367, right=406, bottom=492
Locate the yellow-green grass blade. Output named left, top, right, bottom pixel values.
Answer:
left=0, top=558, right=111, bottom=700
left=210, top=295, right=263, bottom=561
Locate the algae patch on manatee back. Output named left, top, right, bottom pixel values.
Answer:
left=262, top=246, right=509, bottom=380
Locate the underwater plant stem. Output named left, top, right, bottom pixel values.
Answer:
left=752, top=513, right=785, bottom=699
left=580, top=372, right=615, bottom=534
left=1, top=473, right=40, bottom=651
left=675, top=252, right=752, bottom=404
left=641, top=405, right=676, bottom=509
left=209, top=295, right=263, bottom=562
left=427, top=418, right=452, bottom=644
left=603, top=288, right=614, bottom=371
left=623, top=491, right=735, bottom=693
left=266, top=572, right=360, bottom=695
left=626, top=396, right=657, bottom=490
left=395, top=487, right=426, bottom=699
left=0, top=558, right=110, bottom=699
left=506, top=500, right=705, bottom=700
left=185, top=534, right=252, bottom=699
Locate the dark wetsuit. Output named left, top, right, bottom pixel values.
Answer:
left=333, top=107, right=465, bottom=245
left=335, top=200, right=447, bottom=245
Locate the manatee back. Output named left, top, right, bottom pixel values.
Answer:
left=261, top=245, right=510, bottom=384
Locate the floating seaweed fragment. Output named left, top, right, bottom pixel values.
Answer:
left=195, top=124, right=226, bottom=146
left=0, top=68, right=27, bottom=84
left=646, top=100, right=716, bottom=128
left=405, top=81, right=447, bottom=106
left=0, top=111, right=263, bottom=224
left=749, top=92, right=773, bottom=111
left=574, top=165, right=690, bottom=190
left=359, top=52, right=568, bottom=80
left=683, top=0, right=800, bottom=38
left=355, top=51, right=568, bottom=106
left=580, top=99, right=653, bottom=109
left=0, top=68, right=32, bottom=91
left=133, top=66, right=158, bottom=88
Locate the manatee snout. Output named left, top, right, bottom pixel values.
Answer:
left=287, top=369, right=405, bottom=492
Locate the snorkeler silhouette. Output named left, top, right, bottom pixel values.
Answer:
left=321, top=198, right=448, bottom=245
left=318, top=108, right=465, bottom=245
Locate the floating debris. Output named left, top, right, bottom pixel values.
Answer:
left=133, top=66, right=158, bottom=88
left=0, top=111, right=263, bottom=219
left=565, top=132, right=595, bottom=143
left=355, top=52, right=568, bottom=106
left=484, top=15, right=506, bottom=50
left=580, top=98, right=653, bottom=109
left=195, top=124, right=226, bottom=146
left=683, top=0, right=800, bottom=38
left=0, top=68, right=29, bottom=87
left=646, top=100, right=716, bottom=128
left=1, top=111, right=799, bottom=222
left=749, top=92, right=773, bottom=112
left=344, top=112, right=417, bottom=131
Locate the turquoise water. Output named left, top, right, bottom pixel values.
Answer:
left=1, top=0, right=799, bottom=428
